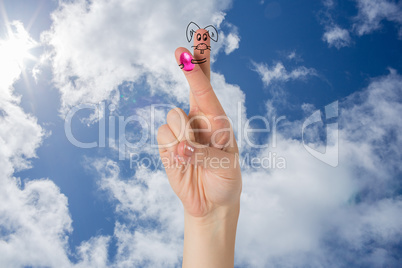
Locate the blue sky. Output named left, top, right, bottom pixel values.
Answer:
left=1, top=0, right=402, bottom=267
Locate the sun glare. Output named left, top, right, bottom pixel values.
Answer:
left=1, top=21, right=37, bottom=66
left=3, top=36, right=34, bottom=66
left=0, top=21, right=37, bottom=85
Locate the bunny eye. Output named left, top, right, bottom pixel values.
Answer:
left=203, top=33, right=208, bottom=41
left=197, top=33, right=201, bottom=41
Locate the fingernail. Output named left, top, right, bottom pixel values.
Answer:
left=179, top=52, right=195, bottom=71
left=176, top=155, right=186, bottom=164
left=183, top=141, right=195, bottom=157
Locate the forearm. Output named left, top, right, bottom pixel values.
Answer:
left=182, top=203, right=240, bottom=268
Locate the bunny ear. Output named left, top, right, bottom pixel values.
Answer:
left=204, top=25, right=218, bottom=42
left=186, top=22, right=201, bottom=42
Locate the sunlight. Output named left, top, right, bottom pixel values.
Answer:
left=3, top=34, right=35, bottom=66
left=0, top=21, right=37, bottom=86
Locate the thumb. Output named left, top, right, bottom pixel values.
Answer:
left=177, top=140, right=238, bottom=174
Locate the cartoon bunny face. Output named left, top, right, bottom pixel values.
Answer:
left=186, top=22, right=218, bottom=54
left=193, top=29, right=210, bottom=54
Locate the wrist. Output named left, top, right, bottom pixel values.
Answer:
left=184, top=203, right=240, bottom=227
left=182, top=203, right=240, bottom=268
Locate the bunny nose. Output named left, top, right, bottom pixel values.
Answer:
left=179, top=52, right=195, bottom=71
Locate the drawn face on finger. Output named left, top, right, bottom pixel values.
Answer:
left=193, top=29, right=210, bottom=55
left=183, top=22, right=218, bottom=66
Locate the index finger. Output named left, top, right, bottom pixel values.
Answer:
left=175, top=47, right=225, bottom=116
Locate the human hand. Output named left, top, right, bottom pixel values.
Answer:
left=157, top=35, right=242, bottom=266
left=157, top=46, right=242, bottom=220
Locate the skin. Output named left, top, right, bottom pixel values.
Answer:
left=157, top=41, right=242, bottom=267
left=193, top=28, right=211, bottom=79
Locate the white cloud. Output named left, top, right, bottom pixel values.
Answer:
left=211, top=72, right=247, bottom=145
left=323, top=25, right=352, bottom=49
left=282, top=50, right=304, bottom=63
left=0, top=21, right=74, bottom=268
left=224, top=32, right=240, bottom=54
left=323, top=0, right=334, bottom=8
left=220, top=22, right=241, bottom=55
left=234, top=70, right=402, bottom=267
left=93, top=159, right=184, bottom=267
left=319, top=1, right=352, bottom=49
left=287, top=51, right=296, bottom=60
left=0, top=178, right=73, bottom=267
left=74, top=236, right=110, bottom=268
left=354, top=0, right=402, bottom=38
left=252, top=61, right=317, bottom=87
left=0, top=20, right=111, bottom=268
left=321, top=0, right=402, bottom=48
left=113, top=223, right=182, bottom=267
